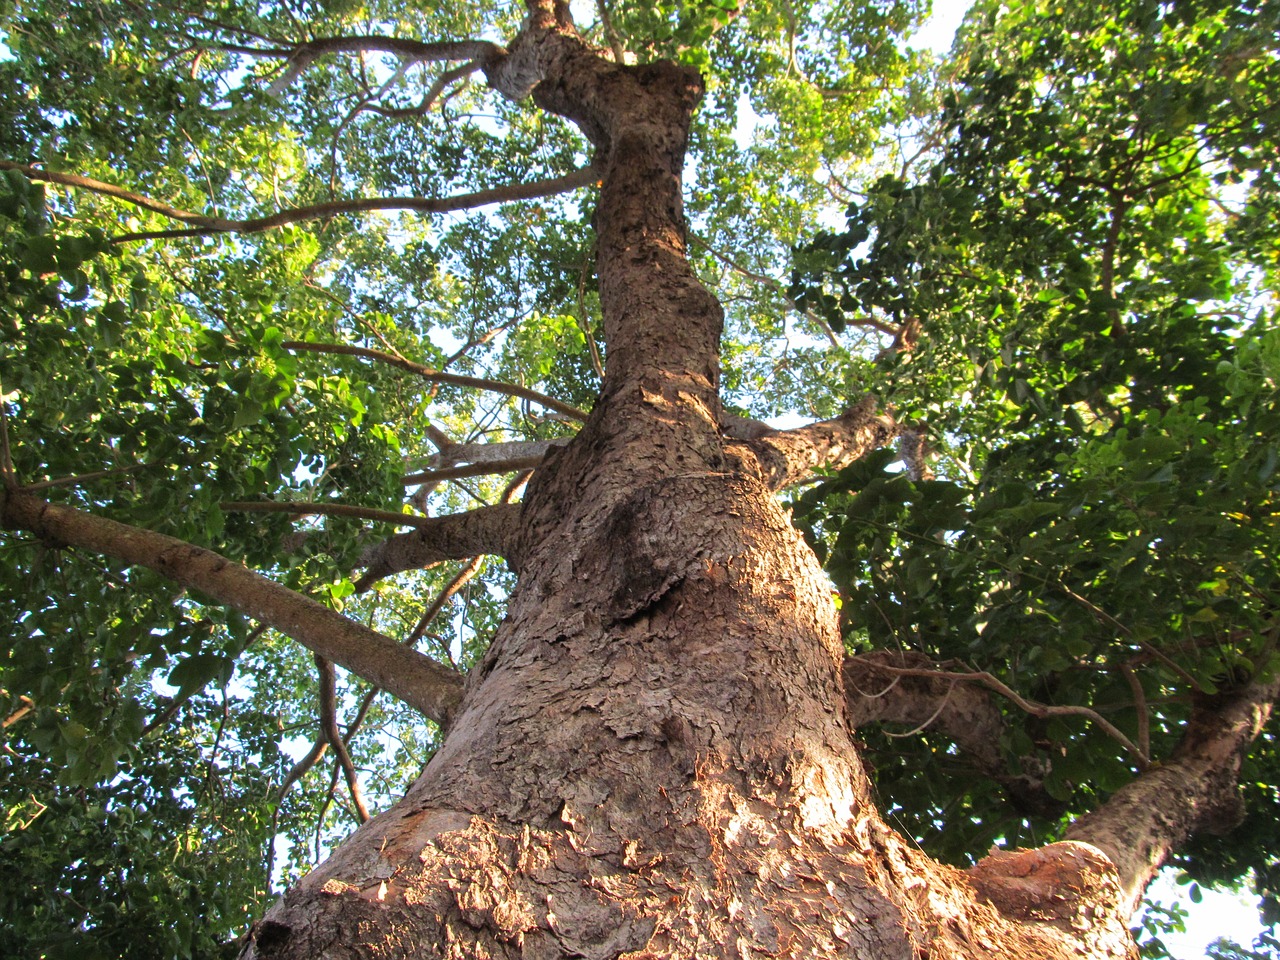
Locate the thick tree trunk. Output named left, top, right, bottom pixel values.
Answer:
left=242, top=13, right=1138, bottom=959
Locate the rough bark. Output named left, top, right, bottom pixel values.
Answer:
left=239, top=10, right=1139, bottom=959
left=1066, top=678, right=1280, bottom=915
left=355, top=502, right=523, bottom=590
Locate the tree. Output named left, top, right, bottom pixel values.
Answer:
left=0, top=0, right=1276, bottom=957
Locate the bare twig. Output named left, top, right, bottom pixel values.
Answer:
left=867, top=662, right=1150, bottom=767
left=222, top=500, right=437, bottom=529
left=688, top=233, right=876, bottom=348
left=1120, top=663, right=1151, bottom=761
left=3, top=694, right=35, bottom=729
left=284, top=340, right=589, bottom=421
left=0, top=380, right=15, bottom=490
left=0, top=161, right=600, bottom=242
left=315, top=655, right=370, bottom=823
left=22, top=466, right=141, bottom=492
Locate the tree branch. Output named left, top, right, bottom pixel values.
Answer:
left=0, top=161, right=600, bottom=242
left=856, top=658, right=1150, bottom=767
left=0, top=488, right=463, bottom=725
left=415, top=437, right=571, bottom=471
left=1065, top=677, right=1280, bottom=914
left=354, top=502, right=523, bottom=592
left=843, top=651, right=1064, bottom=817
left=211, top=35, right=502, bottom=98
left=401, top=456, right=545, bottom=487
left=283, top=340, right=590, bottom=421
left=315, top=655, right=371, bottom=823
left=221, top=500, right=418, bottom=528
left=738, top=397, right=899, bottom=490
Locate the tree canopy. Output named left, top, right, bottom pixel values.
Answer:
left=0, top=0, right=1277, bottom=957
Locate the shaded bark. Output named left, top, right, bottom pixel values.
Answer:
left=844, top=651, right=1064, bottom=818
left=355, top=502, right=522, bottom=591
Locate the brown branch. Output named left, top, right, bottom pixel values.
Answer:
left=0, top=161, right=600, bottom=241
left=407, top=557, right=485, bottom=662
left=276, top=736, right=328, bottom=803
left=284, top=340, right=590, bottom=421
left=402, top=456, right=545, bottom=487
left=844, top=652, right=1063, bottom=817
left=354, top=502, right=523, bottom=592
left=0, top=488, right=463, bottom=724
left=22, top=466, right=142, bottom=492
left=739, top=397, right=900, bottom=490
left=1065, top=677, right=1280, bottom=914
left=3, top=694, right=35, bottom=729
left=0, top=380, right=15, bottom=489
left=595, top=0, right=627, bottom=63
left=419, top=438, right=570, bottom=471
left=315, top=655, right=370, bottom=823
left=222, top=500, right=441, bottom=529
left=361, top=60, right=480, bottom=120
left=861, top=659, right=1150, bottom=767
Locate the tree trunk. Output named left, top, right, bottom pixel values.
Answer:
left=243, top=15, right=1138, bottom=960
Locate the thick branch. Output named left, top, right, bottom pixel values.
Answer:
left=0, top=161, right=599, bottom=241
left=1065, top=678, right=1280, bottom=914
left=355, top=502, right=523, bottom=591
left=843, top=651, right=1063, bottom=817
left=0, top=488, right=463, bottom=724
left=739, top=397, right=899, bottom=490
left=284, top=340, right=589, bottom=421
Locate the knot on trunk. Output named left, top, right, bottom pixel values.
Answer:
left=967, top=841, right=1122, bottom=929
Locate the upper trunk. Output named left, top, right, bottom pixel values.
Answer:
left=242, top=16, right=1138, bottom=960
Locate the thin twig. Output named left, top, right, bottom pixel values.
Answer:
left=882, top=680, right=958, bottom=739
left=595, top=0, right=627, bottom=63
left=222, top=499, right=434, bottom=528
left=688, top=233, right=865, bottom=348
left=0, top=161, right=600, bottom=242
left=284, top=339, right=589, bottom=420
left=408, top=557, right=484, bottom=664
left=0, top=379, right=16, bottom=489
left=868, top=663, right=1151, bottom=767
left=1120, top=663, right=1151, bottom=761
left=22, top=466, right=140, bottom=492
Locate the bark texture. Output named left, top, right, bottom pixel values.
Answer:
left=240, top=11, right=1139, bottom=959
left=1066, top=679, right=1280, bottom=914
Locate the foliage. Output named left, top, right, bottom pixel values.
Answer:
left=1, top=0, right=1278, bottom=954
left=792, top=0, right=1280, bottom=924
